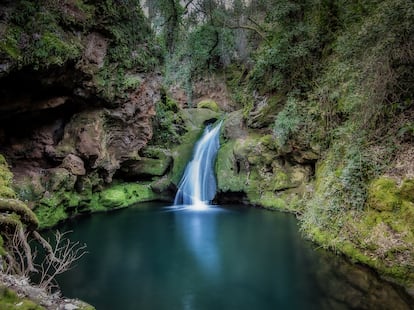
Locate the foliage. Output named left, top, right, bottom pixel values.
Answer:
left=273, top=97, right=302, bottom=147
left=0, top=1, right=83, bottom=69
left=94, top=65, right=142, bottom=100
left=97, top=0, right=160, bottom=71
left=150, top=93, right=185, bottom=146
left=0, top=0, right=160, bottom=75
left=156, top=0, right=248, bottom=103
left=247, top=0, right=321, bottom=95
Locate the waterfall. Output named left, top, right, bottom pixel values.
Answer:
left=174, top=121, right=222, bottom=209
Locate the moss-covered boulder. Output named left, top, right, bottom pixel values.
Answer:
left=0, top=198, right=39, bottom=229
left=197, top=99, right=220, bottom=112
left=34, top=180, right=160, bottom=228
left=99, top=183, right=156, bottom=209
left=400, top=179, right=414, bottom=203
left=61, top=154, right=86, bottom=176
left=216, top=117, right=312, bottom=211
left=119, top=148, right=172, bottom=179
left=221, top=110, right=248, bottom=140
left=367, top=177, right=401, bottom=211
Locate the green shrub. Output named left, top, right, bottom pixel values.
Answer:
left=273, top=98, right=302, bottom=147
left=151, top=95, right=185, bottom=146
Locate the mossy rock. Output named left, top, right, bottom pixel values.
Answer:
left=0, top=198, right=39, bottom=229
left=170, top=130, right=201, bottom=185
left=121, top=148, right=172, bottom=178
left=99, top=183, right=156, bottom=209
left=216, top=140, right=249, bottom=193
left=258, top=192, right=287, bottom=209
left=181, top=108, right=221, bottom=129
left=400, top=179, right=414, bottom=202
left=0, top=154, right=16, bottom=199
left=35, top=201, right=68, bottom=229
left=43, top=168, right=77, bottom=192
left=35, top=181, right=160, bottom=228
left=0, top=286, right=44, bottom=310
left=221, top=110, right=247, bottom=140
left=0, top=235, right=5, bottom=256
left=367, top=177, right=401, bottom=211
left=197, top=99, right=220, bottom=112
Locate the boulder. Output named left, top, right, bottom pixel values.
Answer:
left=197, top=99, right=220, bottom=112
left=120, top=148, right=172, bottom=179
left=61, top=154, right=86, bottom=176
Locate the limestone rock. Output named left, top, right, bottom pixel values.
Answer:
left=120, top=148, right=172, bottom=179
left=42, top=168, right=77, bottom=193
left=61, top=154, right=86, bottom=176
left=222, top=110, right=247, bottom=140
left=82, top=33, right=107, bottom=69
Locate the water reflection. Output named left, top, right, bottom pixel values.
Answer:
left=175, top=209, right=221, bottom=277
left=54, top=203, right=414, bottom=310
left=314, top=251, right=414, bottom=310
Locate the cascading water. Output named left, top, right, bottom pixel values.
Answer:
left=174, top=121, right=222, bottom=209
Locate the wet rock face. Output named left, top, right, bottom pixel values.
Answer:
left=0, top=73, right=160, bottom=188
left=0, top=47, right=160, bottom=204
left=216, top=110, right=316, bottom=208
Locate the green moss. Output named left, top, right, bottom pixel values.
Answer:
left=400, top=179, right=414, bottom=202
left=0, top=198, right=38, bottom=229
left=129, top=148, right=172, bottom=177
left=339, top=242, right=373, bottom=266
left=170, top=130, right=201, bottom=185
left=35, top=202, right=67, bottom=229
left=99, top=182, right=156, bottom=209
left=99, top=187, right=127, bottom=207
left=0, top=235, right=6, bottom=256
left=151, top=96, right=185, bottom=146
left=216, top=140, right=249, bottom=193
left=0, top=154, right=16, bottom=199
left=367, top=177, right=401, bottom=211
left=182, top=109, right=221, bottom=128
left=32, top=32, right=81, bottom=67
left=259, top=135, right=277, bottom=150
left=78, top=304, right=96, bottom=310
left=34, top=181, right=160, bottom=228
left=197, top=99, right=220, bottom=112
left=259, top=192, right=287, bottom=209
left=0, top=26, right=22, bottom=60
left=0, top=286, right=44, bottom=310
left=272, top=171, right=290, bottom=191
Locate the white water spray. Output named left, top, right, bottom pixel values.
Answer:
left=174, top=121, right=222, bottom=209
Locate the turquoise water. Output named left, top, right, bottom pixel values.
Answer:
left=55, top=204, right=414, bottom=310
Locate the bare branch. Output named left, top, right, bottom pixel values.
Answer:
left=37, top=231, right=88, bottom=291
left=32, top=231, right=61, bottom=264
